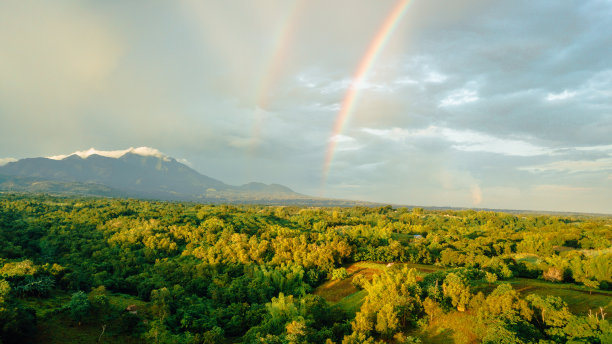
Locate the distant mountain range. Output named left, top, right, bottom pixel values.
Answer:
left=0, top=147, right=314, bottom=204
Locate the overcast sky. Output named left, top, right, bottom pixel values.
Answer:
left=1, top=0, right=611, bottom=213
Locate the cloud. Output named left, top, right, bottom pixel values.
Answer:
left=177, top=158, right=192, bottom=167
left=1, top=0, right=611, bottom=213
left=329, top=135, right=362, bottom=152
left=296, top=73, right=396, bottom=96
left=362, top=125, right=553, bottom=156
left=575, top=144, right=612, bottom=152
left=545, top=90, right=577, bottom=101
left=425, top=71, right=448, bottom=83
left=0, top=158, right=17, bottom=166
left=48, top=147, right=169, bottom=161
left=534, top=184, right=593, bottom=193
left=521, top=158, right=612, bottom=173
left=439, top=88, right=479, bottom=107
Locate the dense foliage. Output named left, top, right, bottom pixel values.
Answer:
left=0, top=194, right=610, bottom=343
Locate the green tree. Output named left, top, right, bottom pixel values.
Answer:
left=68, top=291, right=90, bottom=325
left=331, top=268, right=349, bottom=281
left=485, top=272, right=498, bottom=284
left=442, top=273, right=471, bottom=312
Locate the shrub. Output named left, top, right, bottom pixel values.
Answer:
left=543, top=267, right=563, bottom=282
left=331, top=268, right=349, bottom=281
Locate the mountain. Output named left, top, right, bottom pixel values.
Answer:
left=0, top=147, right=303, bottom=202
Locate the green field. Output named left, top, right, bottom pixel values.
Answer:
left=509, top=278, right=612, bottom=315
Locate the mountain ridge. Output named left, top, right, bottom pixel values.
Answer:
left=0, top=148, right=303, bottom=203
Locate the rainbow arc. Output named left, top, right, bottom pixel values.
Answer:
left=322, top=0, right=411, bottom=189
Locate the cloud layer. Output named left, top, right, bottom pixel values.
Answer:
left=1, top=0, right=611, bottom=213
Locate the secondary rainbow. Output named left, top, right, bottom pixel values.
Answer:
left=322, top=0, right=411, bottom=185
left=249, top=0, right=304, bottom=154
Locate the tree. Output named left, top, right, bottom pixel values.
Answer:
left=543, top=267, right=563, bottom=282
left=375, top=303, right=399, bottom=338
left=351, top=274, right=367, bottom=290
left=331, top=268, right=349, bottom=281
left=422, top=297, right=442, bottom=323
left=581, top=279, right=600, bottom=295
left=68, top=291, right=90, bottom=325
left=485, top=272, right=498, bottom=284
left=479, top=284, right=532, bottom=322
left=150, top=287, right=172, bottom=321
left=442, top=273, right=471, bottom=312
left=0, top=279, right=10, bottom=303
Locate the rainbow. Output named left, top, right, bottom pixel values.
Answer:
left=322, top=0, right=411, bottom=185
left=250, top=0, right=304, bottom=154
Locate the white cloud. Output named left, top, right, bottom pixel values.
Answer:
left=544, top=70, right=612, bottom=102
left=575, top=144, right=612, bottom=152
left=0, top=158, right=17, bottom=166
left=534, top=184, right=593, bottom=193
left=330, top=134, right=355, bottom=144
left=330, top=134, right=362, bottom=151
left=296, top=72, right=396, bottom=96
left=439, top=89, right=479, bottom=107
left=361, top=127, right=412, bottom=141
left=546, top=90, right=576, bottom=101
left=521, top=158, right=612, bottom=173
left=177, top=158, right=192, bottom=167
left=321, top=78, right=394, bottom=94
left=304, top=102, right=341, bottom=112
left=355, top=161, right=385, bottom=171
left=47, top=147, right=169, bottom=161
left=424, top=71, right=448, bottom=83
left=447, top=131, right=553, bottom=156
left=362, top=125, right=553, bottom=156
left=394, top=77, right=418, bottom=85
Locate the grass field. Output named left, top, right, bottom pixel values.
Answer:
left=314, top=262, right=385, bottom=303
left=508, top=278, right=612, bottom=315
left=414, top=311, right=482, bottom=344
left=335, top=290, right=368, bottom=316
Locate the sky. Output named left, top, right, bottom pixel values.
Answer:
left=1, top=0, right=611, bottom=214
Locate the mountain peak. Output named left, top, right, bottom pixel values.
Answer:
left=47, top=147, right=170, bottom=161
left=1, top=147, right=301, bottom=202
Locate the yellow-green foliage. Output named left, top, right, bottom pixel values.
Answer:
left=351, top=267, right=422, bottom=339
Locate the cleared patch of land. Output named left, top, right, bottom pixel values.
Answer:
left=314, top=262, right=385, bottom=303
left=415, top=310, right=482, bottom=344
left=509, top=278, right=612, bottom=315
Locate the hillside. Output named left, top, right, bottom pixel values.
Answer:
left=0, top=147, right=306, bottom=203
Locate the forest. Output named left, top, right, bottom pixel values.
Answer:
left=0, top=193, right=610, bottom=343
